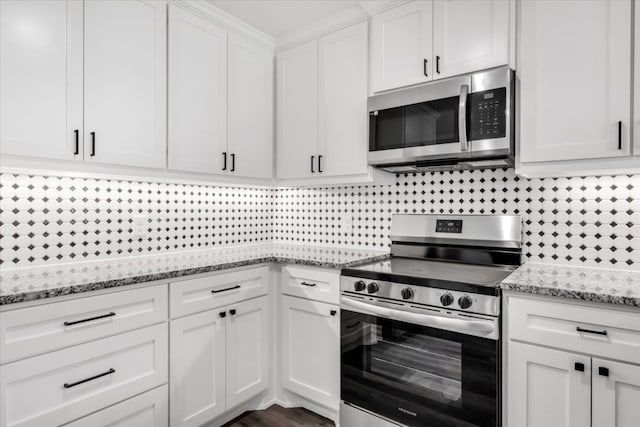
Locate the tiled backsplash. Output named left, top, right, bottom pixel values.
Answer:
left=1, top=169, right=639, bottom=269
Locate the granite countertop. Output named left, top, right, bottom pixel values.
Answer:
left=501, top=262, right=640, bottom=307
left=0, top=244, right=389, bottom=305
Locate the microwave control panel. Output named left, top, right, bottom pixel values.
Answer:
left=469, top=87, right=507, bottom=140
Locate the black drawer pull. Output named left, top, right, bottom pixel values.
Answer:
left=300, top=282, right=317, bottom=287
left=330, top=310, right=337, bottom=316
left=220, top=311, right=227, bottom=318
left=576, top=326, right=608, bottom=336
left=574, top=362, right=585, bottom=372
left=222, top=152, right=227, bottom=171
left=64, top=368, right=115, bottom=389
left=231, top=153, right=235, bottom=172
left=73, top=129, right=79, bottom=155
left=598, top=366, right=609, bottom=377
left=618, top=121, right=622, bottom=150
left=90, top=131, right=96, bottom=156
left=318, top=155, right=323, bottom=173
left=64, top=312, right=116, bottom=326
left=230, top=309, right=236, bottom=316
left=436, top=55, right=441, bottom=74
left=211, top=285, right=240, bottom=294
left=311, top=155, right=315, bottom=173
left=423, top=58, right=428, bottom=77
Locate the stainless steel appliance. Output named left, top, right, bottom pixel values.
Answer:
left=368, top=67, right=515, bottom=173
left=340, top=214, right=522, bottom=427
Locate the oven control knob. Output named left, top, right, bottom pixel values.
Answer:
left=440, top=292, right=454, bottom=306
left=401, top=288, right=414, bottom=300
left=353, top=280, right=366, bottom=292
left=367, top=282, right=379, bottom=294
left=458, top=296, right=473, bottom=310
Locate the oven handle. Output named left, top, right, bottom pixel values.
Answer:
left=341, top=296, right=498, bottom=340
left=459, top=84, right=469, bottom=152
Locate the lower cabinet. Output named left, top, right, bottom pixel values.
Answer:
left=592, top=358, right=640, bottom=427
left=65, top=385, right=168, bottom=427
left=170, top=296, right=270, bottom=427
left=281, top=295, right=339, bottom=410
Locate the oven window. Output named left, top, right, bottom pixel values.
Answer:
left=341, top=309, right=499, bottom=427
left=369, top=96, right=460, bottom=152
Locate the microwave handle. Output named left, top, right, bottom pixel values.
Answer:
left=459, top=84, right=469, bottom=152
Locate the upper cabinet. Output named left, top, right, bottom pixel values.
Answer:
left=277, top=22, right=369, bottom=181
left=370, top=0, right=510, bottom=93
left=371, top=1, right=433, bottom=93
left=84, top=0, right=167, bottom=169
left=0, top=0, right=83, bottom=161
left=519, top=0, right=632, bottom=166
left=168, top=5, right=228, bottom=175
left=432, top=0, right=509, bottom=79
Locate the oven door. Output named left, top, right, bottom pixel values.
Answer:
left=341, top=296, right=500, bottom=427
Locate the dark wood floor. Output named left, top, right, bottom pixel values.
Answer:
left=222, top=404, right=335, bottom=427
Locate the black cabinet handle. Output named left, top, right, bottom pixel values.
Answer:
left=64, top=368, right=115, bottom=389
left=423, top=58, right=428, bottom=77
left=576, top=326, right=608, bottom=336
left=90, top=132, right=96, bottom=156
left=311, top=155, right=315, bottom=173
left=231, top=153, right=235, bottom=172
left=318, top=155, right=323, bottom=173
left=300, top=281, right=317, bottom=287
left=618, top=121, right=622, bottom=150
left=64, top=312, right=116, bottom=326
left=330, top=310, right=337, bottom=316
left=230, top=309, right=236, bottom=316
left=598, top=367, right=609, bottom=377
left=574, top=362, right=585, bottom=372
left=73, top=129, right=79, bottom=155
left=222, top=152, right=227, bottom=171
left=211, top=285, right=240, bottom=294
left=436, top=56, right=440, bottom=74
left=219, top=311, right=227, bottom=318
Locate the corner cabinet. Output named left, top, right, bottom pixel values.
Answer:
left=506, top=294, right=640, bottom=427
left=517, top=0, right=635, bottom=176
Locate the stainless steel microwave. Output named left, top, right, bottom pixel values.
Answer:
left=368, top=67, right=515, bottom=173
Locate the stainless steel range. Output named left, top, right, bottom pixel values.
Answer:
left=340, top=214, right=522, bottom=427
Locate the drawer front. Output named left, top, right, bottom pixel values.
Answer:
left=65, top=385, right=168, bottom=427
left=0, top=284, right=168, bottom=364
left=281, top=265, right=340, bottom=305
left=508, top=296, right=640, bottom=362
left=0, top=323, right=168, bottom=427
left=170, top=266, right=269, bottom=319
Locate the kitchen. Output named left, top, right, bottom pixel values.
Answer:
left=0, top=0, right=638, bottom=426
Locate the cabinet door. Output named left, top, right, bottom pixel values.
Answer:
left=281, top=295, right=339, bottom=410
left=508, top=342, right=591, bottom=427
left=0, top=0, right=82, bottom=161
left=433, top=0, right=509, bottom=79
left=371, top=1, right=433, bottom=93
left=276, top=40, right=318, bottom=179
left=226, top=296, right=270, bottom=408
left=519, top=0, right=632, bottom=163
left=318, top=22, right=368, bottom=177
left=168, top=5, right=228, bottom=174
left=84, top=0, right=166, bottom=168
left=228, top=35, right=273, bottom=179
left=170, top=310, right=226, bottom=427
left=592, top=358, right=640, bottom=427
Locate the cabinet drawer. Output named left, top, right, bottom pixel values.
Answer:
left=0, top=323, right=168, bottom=427
left=281, top=265, right=340, bottom=304
left=170, top=266, right=269, bottom=318
left=508, top=297, right=640, bottom=362
left=0, top=284, right=168, bottom=364
left=65, top=385, right=168, bottom=427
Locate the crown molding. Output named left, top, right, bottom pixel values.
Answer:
left=171, top=0, right=275, bottom=48
left=358, top=0, right=412, bottom=16
left=275, top=5, right=370, bottom=51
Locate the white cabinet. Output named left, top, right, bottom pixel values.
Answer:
left=0, top=0, right=83, bottom=161
left=508, top=342, right=591, bottom=427
left=168, top=4, right=227, bottom=175
left=318, top=21, right=369, bottom=177
left=228, top=35, right=274, bottom=179
left=432, top=0, right=509, bottom=79
left=519, top=0, right=632, bottom=164
left=84, top=0, right=167, bottom=169
left=592, top=358, right=640, bottom=427
left=371, top=1, right=433, bottom=92
left=281, top=295, right=339, bottom=410
left=276, top=40, right=318, bottom=180
left=635, top=3, right=640, bottom=155
left=170, top=296, right=270, bottom=427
